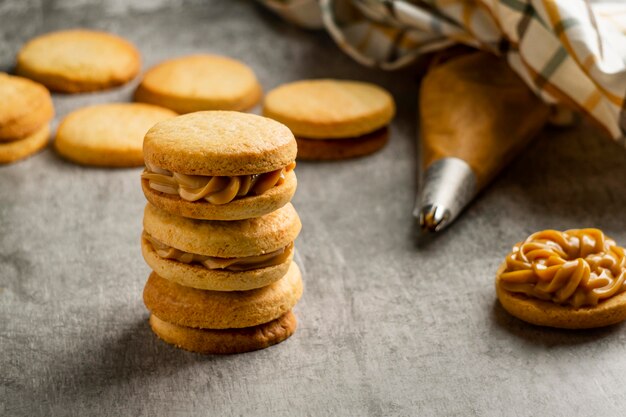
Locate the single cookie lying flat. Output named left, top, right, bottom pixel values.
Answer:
left=16, top=29, right=141, bottom=93
left=263, top=79, right=395, bottom=160
left=0, top=73, right=54, bottom=141
left=142, top=202, right=301, bottom=291
left=149, top=311, right=297, bottom=354
left=134, top=54, right=261, bottom=113
left=143, top=262, right=303, bottom=329
left=0, top=124, right=50, bottom=164
left=141, top=111, right=297, bottom=220
left=55, top=103, right=176, bottom=167
left=496, top=229, right=626, bottom=329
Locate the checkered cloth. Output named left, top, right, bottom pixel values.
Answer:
left=262, top=0, right=626, bottom=144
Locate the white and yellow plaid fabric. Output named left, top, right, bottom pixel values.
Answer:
left=262, top=0, right=626, bottom=144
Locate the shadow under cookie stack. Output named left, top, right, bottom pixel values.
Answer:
left=139, top=111, right=303, bottom=354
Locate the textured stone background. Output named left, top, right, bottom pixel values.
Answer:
left=2, top=1, right=626, bottom=416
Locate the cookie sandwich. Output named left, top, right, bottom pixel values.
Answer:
left=141, top=202, right=301, bottom=291
left=496, top=228, right=626, bottom=329
left=0, top=73, right=53, bottom=164
left=263, top=79, right=395, bottom=160
left=16, top=29, right=140, bottom=93
left=141, top=111, right=297, bottom=220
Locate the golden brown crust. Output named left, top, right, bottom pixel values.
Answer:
left=0, top=124, right=49, bottom=164
left=263, top=79, right=395, bottom=139
left=133, top=54, right=261, bottom=113
left=295, top=127, right=389, bottom=160
left=143, top=111, right=297, bottom=176
left=141, top=236, right=294, bottom=291
left=141, top=170, right=297, bottom=221
left=143, top=262, right=303, bottom=329
left=54, top=103, right=176, bottom=167
left=149, top=311, right=297, bottom=354
left=16, top=29, right=140, bottom=93
left=496, top=263, right=626, bottom=329
left=0, top=73, right=54, bottom=141
left=143, top=200, right=301, bottom=257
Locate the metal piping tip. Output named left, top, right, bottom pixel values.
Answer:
left=418, top=204, right=450, bottom=233
left=413, top=157, right=477, bottom=237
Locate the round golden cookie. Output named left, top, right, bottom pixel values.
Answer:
left=55, top=103, right=176, bottom=167
left=142, top=202, right=301, bottom=290
left=144, top=111, right=296, bottom=175
left=296, top=127, right=389, bottom=160
left=263, top=79, right=395, bottom=139
left=496, top=264, right=626, bottom=329
left=143, top=262, right=303, bottom=329
left=0, top=73, right=54, bottom=141
left=16, top=29, right=141, bottom=93
left=143, top=202, right=301, bottom=257
left=0, top=124, right=50, bottom=164
left=134, top=54, right=262, bottom=113
left=149, top=311, right=297, bottom=354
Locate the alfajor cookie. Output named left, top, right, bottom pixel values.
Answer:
left=55, top=103, right=176, bottom=167
left=0, top=73, right=54, bottom=141
left=149, top=311, right=297, bottom=354
left=141, top=202, right=301, bottom=291
left=16, top=29, right=140, bottom=93
left=134, top=54, right=262, bottom=113
left=496, top=228, right=626, bottom=329
left=263, top=79, right=395, bottom=160
left=0, top=124, right=50, bottom=164
left=141, top=111, right=297, bottom=220
left=143, top=262, right=303, bottom=329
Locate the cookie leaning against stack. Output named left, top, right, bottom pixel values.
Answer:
left=263, top=79, right=395, bottom=160
left=0, top=73, right=54, bottom=164
left=140, top=111, right=304, bottom=354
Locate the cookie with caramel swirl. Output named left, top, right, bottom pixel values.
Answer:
left=496, top=229, right=626, bottom=329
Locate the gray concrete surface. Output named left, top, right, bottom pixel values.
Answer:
left=2, top=1, right=626, bottom=416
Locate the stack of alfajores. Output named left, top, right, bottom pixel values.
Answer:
left=139, top=111, right=303, bottom=354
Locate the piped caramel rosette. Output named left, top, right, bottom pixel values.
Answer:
left=141, top=161, right=295, bottom=205
left=496, top=229, right=626, bottom=329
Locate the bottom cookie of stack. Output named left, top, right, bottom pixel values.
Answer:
left=149, top=311, right=297, bottom=355
left=143, top=262, right=303, bottom=354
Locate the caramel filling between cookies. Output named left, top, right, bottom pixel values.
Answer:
left=143, top=232, right=293, bottom=271
left=499, top=229, right=626, bottom=307
left=141, top=162, right=295, bottom=205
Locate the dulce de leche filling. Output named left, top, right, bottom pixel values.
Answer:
left=141, top=162, right=295, bottom=205
left=499, top=229, right=626, bottom=308
left=143, top=232, right=293, bottom=272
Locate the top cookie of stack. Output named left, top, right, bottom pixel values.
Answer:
left=141, top=111, right=298, bottom=220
